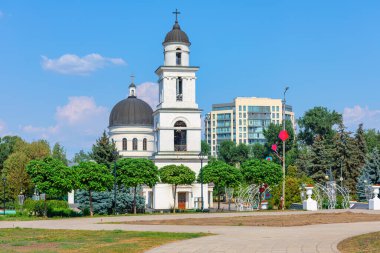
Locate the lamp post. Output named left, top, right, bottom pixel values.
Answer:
left=281, top=86, right=289, bottom=210
left=198, top=151, right=205, bottom=211
left=2, top=177, right=6, bottom=215
left=113, top=150, right=119, bottom=215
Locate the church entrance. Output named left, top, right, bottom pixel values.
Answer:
left=178, top=192, right=187, bottom=210
left=174, top=121, right=187, bottom=151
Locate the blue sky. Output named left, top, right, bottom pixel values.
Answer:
left=0, top=1, right=379, bottom=158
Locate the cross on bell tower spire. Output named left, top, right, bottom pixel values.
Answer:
left=172, top=8, right=180, bottom=23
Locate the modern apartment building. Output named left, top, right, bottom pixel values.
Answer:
left=205, top=97, right=295, bottom=157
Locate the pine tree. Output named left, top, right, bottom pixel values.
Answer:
left=91, top=131, right=119, bottom=167
left=333, top=123, right=361, bottom=194
left=355, top=123, right=367, bottom=167
left=357, top=147, right=380, bottom=200
left=307, top=135, right=336, bottom=182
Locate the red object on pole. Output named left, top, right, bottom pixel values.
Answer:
left=279, top=130, right=289, bottom=141
left=271, top=144, right=278, bottom=151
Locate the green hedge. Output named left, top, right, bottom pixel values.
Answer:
left=23, top=199, right=78, bottom=217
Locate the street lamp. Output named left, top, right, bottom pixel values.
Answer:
left=2, top=177, right=6, bottom=216
left=113, top=150, right=119, bottom=215
left=281, top=86, right=289, bottom=210
left=198, top=151, right=205, bottom=211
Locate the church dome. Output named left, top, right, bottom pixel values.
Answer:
left=109, top=96, right=153, bottom=127
left=163, top=21, right=190, bottom=45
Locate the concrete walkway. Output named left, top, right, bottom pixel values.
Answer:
left=0, top=210, right=379, bottom=253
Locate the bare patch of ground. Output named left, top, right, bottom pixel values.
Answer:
left=115, top=212, right=380, bottom=227
left=338, top=231, right=380, bottom=253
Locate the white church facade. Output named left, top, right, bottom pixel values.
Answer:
left=108, top=14, right=213, bottom=210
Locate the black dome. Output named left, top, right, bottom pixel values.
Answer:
left=163, top=21, right=190, bottom=45
left=109, top=97, right=153, bottom=127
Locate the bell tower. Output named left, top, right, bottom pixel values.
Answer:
left=153, top=10, right=203, bottom=175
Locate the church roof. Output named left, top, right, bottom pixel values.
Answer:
left=163, top=21, right=190, bottom=45
left=109, top=97, right=153, bottom=127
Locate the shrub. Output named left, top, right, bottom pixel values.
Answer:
left=23, top=199, right=72, bottom=217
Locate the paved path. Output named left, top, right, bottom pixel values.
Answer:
left=0, top=210, right=379, bottom=253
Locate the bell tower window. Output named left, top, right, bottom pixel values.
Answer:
left=176, top=77, right=183, bottom=101
left=176, top=48, right=182, bottom=65
left=174, top=121, right=187, bottom=151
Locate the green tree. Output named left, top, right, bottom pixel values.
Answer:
left=91, top=131, right=119, bottom=166
left=3, top=152, right=31, bottom=198
left=241, top=158, right=283, bottom=207
left=263, top=120, right=295, bottom=152
left=23, top=140, right=51, bottom=160
left=333, top=123, right=362, bottom=193
left=0, top=136, right=24, bottom=173
left=74, top=161, right=113, bottom=216
left=117, top=158, right=158, bottom=214
left=241, top=159, right=283, bottom=187
left=307, top=136, right=336, bottom=182
left=364, top=129, right=380, bottom=153
left=298, top=106, right=342, bottom=145
left=73, top=150, right=92, bottom=163
left=218, top=141, right=249, bottom=166
left=249, top=143, right=266, bottom=159
left=26, top=157, right=74, bottom=198
left=159, top=164, right=195, bottom=213
left=200, top=160, right=242, bottom=209
left=355, top=123, right=368, bottom=165
left=201, top=140, right=211, bottom=156
left=357, top=147, right=380, bottom=201
left=52, top=142, right=68, bottom=165
left=218, top=141, right=236, bottom=165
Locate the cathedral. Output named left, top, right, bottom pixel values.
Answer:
left=108, top=13, right=213, bottom=210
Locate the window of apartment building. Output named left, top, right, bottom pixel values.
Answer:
left=272, top=113, right=275, bottom=118
left=272, top=106, right=275, bottom=111
left=276, top=106, right=279, bottom=112
left=239, top=119, right=242, bottom=125
left=243, top=113, right=246, bottom=118
left=244, top=133, right=246, bottom=138
left=277, top=113, right=279, bottom=118
left=243, top=119, right=246, bottom=125
left=239, top=127, right=242, bottom=132
left=212, top=114, right=215, bottom=119
left=243, top=127, right=246, bottom=131
left=243, top=106, right=246, bottom=111
left=239, top=105, right=242, bottom=111
left=239, top=133, right=242, bottom=138
left=239, top=113, right=242, bottom=118
left=277, top=120, right=279, bottom=124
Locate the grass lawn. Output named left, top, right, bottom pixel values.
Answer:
left=338, top=231, right=380, bottom=253
left=0, top=228, right=208, bottom=253
left=111, top=212, right=380, bottom=227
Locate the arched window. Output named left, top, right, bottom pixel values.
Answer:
left=133, top=138, right=138, bottom=151
left=174, top=121, right=187, bottom=151
left=143, top=138, right=147, bottom=151
left=176, top=77, right=183, bottom=101
left=122, top=138, right=127, bottom=151
left=176, top=48, right=181, bottom=65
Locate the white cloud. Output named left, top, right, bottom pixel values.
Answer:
left=21, top=97, right=109, bottom=157
left=137, top=82, right=159, bottom=109
left=343, top=105, right=380, bottom=130
left=56, top=96, right=107, bottom=125
left=41, top=53, right=126, bottom=75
